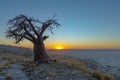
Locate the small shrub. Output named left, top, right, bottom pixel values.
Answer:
left=4, top=63, right=11, bottom=68
left=0, top=63, right=10, bottom=71
left=59, top=65, right=65, bottom=72
left=91, top=70, right=116, bottom=80
left=0, top=65, right=5, bottom=71
left=6, top=72, right=12, bottom=80
left=1, top=56, right=12, bottom=60
left=103, top=74, right=115, bottom=80
left=46, top=71, right=56, bottom=77
left=22, top=61, right=36, bottom=70
left=9, top=59, right=17, bottom=64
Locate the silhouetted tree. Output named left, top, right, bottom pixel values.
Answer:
left=6, top=14, right=61, bottom=63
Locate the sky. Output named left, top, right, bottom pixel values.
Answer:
left=0, top=0, right=120, bottom=49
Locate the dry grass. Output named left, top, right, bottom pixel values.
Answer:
left=0, top=53, right=33, bottom=62
left=56, top=56, right=116, bottom=79
left=59, top=57, right=89, bottom=75
left=0, top=64, right=5, bottom=71
left=1, top=56, right=12, bottom=60
left=22, top=61, right=36, bottom=70
left=0, top=53, right=33, bottom=71
left=9, top=59, right=17, bottom=64
left=91, top=70, right=116, bottom=80
left=0, top=63, right=10, bottom=71
left=0, top=52, right=116, bottom=80
left=46, top=71, right=56, bottom=77
left=6, top=72, right=12, bottom=80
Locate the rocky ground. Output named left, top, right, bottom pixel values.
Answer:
left=0, top=52, right=117, bottom=80
left=0, top=61, right=29, bottom=80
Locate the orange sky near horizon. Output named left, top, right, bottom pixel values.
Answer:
left=0, top=39, right=120, bottom=49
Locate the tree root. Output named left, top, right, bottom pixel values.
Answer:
left=34, top=59, right=57, bottom=65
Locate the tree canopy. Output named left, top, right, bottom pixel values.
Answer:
left=6, top=14, right=61, bottom=44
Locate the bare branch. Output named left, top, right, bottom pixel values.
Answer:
left=40, top=19, right=61, bottom=36
left=6, top=14, right=61, bottom=44
left=6, top=30, right=34, bottom=43
left=22, top=22, right=37, bottom=42
left=21, top=15, right=40, bottom=37
left=15, top=36, right=23, bottom=44
left=42, top=35, right=49, bottom=41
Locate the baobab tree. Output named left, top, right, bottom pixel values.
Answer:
left=6, top=14, right=61, bottom=63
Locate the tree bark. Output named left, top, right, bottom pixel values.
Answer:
left=33, top=40, right=49, bottom=63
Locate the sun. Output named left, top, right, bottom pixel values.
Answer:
left=54, top=45, right=64, bottom=50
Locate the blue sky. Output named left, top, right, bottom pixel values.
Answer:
left=0, top=0, right=120, bottom=49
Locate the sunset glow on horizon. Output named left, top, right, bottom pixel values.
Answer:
left=53, top=45, right=64, bottom=50
left=1, top=38, right=120, bottom=49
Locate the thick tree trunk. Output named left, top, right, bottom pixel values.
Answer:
left=33, top=40, right=50, bottom=63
